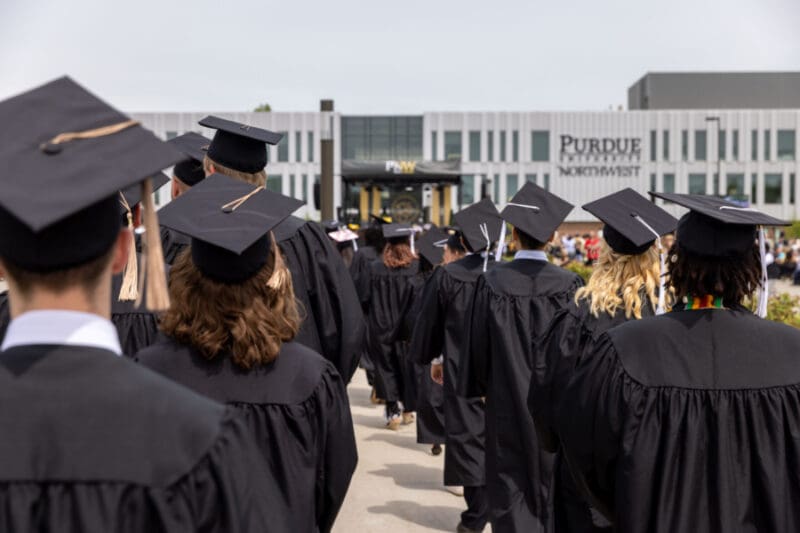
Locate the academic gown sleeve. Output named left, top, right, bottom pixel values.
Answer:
left=279, top=222, right=364, bottom=382
left=555, top=333, right=627, bottom=521
left=410, top=268, right=446, bottom=365
left=316, top=364, right=359, bottom=533
left=457, top=274, right=491, bottom=398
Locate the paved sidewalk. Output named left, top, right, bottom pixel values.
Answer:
left=334, top=371, right=467, bottom=533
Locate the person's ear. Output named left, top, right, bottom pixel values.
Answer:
left=206, top=162, right=215, bottom=176
left=110, top=228, right=133, bottom=275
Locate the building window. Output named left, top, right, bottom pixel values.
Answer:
left=662, top=131, right=669, bottom=161
left=765, top=130, right=771, bottom=161
left=461, top=175, right=475, bottom=206
left=499, top=131, right=507, bottom=162
left=764, top=173, right=782, bottom=204
left=650, top=173, right=657, bottom=192
left=487, top=131, right=494, bottom=162
left=531, top=130, right=549, bottom=162
left=663, top=173, right=675, bottom=194
left=726, top=174, right=745, bottom=199
left=718, top=130, right=726, bottom=161
left=308, top=132, right=314, bottom=162
left=778, top=130, right=796, bottom=160
left=695, top=130, right=707, bottom=161
left=650, top=130, right=657, bottom=162
left=289, top=174, right=296, bottom=198
left=751, top=130, right=758, bottom=161
left=277, top=132, right=289, bottom=162
left=751, top=173, right=758, bottom=204
left=792, top=173, right=796, bottom=204
left=681, top=130, right=689, bottom=161
left=165, top=131, right=178, bottom=140
left=431, top=131, right=438, bottom=160
left=493, top=174, right=500, bottom=202
left=267, top=174, right=282, bottom=193
left=342, top=116, right=423, bottom=160
left=713, top=173, right=720, bottom=196
left=302, top=174, right=308, bottom=202
left=444, top=131, right=462, bottom=161
left=689, top=173, right=706, bottom=195
left=506, top=174, right=519, bottom=198
left=295, top=132, right=301, bottom=162
left=732, top=130, right=739, bottom=161
left=525, top=173, right=536, bottom=185
left=543, top=173, right=550, bottom=191
left=512, top=131, right=519, bottom=162
left=468, top=131, right=481, bottom=161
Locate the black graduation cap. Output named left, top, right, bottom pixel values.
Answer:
left=651, top=192, right=789, bottom=256
left=119, top=172, right=170, bottom=213
left=501, top=182, right=574, bottom=244
left=416, top=228, right=448, bottom=266
left=0, top=76, right=185, bottom=273
left=200, top=116, right=283, bottom=174
left=444, top=227, right=466, bottom=253
left=322, top=220, right=342, bottom=234
left=156, top=173, right=302, bottom=283
left=168, top=132, right=212, bottom=187
left=452, top=198, right=503, bottom=252
left=582, top=188, right=678, bottom=255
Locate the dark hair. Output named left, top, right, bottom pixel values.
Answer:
left=516, top=229, right=546, bottom=250
left=2, top=247, right=114, bottom=295
left=667, top=242, right=762, bottom=307
left=364, top=226, right=385, bottom=251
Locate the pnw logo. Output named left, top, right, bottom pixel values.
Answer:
left=558, top=135, right=643, bottom=178
left=385, top=161, right=417, bottom=174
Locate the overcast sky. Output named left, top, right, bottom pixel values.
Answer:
left=1, top=0, right=797, bottom=113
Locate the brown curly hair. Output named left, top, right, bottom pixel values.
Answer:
left=667, top=242, right=762, bottom=307
left=383, top=241, right=415, bottom=269
left=160, top=242, right=301, bottom=369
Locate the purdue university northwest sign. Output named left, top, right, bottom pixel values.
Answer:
left=558, top=134, right=643, bottom=178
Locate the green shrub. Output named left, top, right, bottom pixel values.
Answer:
left=766, top=293, right=800, bottom=328
left=562, top=261, right=593, bottom=283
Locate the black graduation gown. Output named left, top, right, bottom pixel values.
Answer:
left=458, top=258, right=583, bottom=532
left=0, top=291, right=8, bottom=343
left=137, top=339, right=358, bottom=533
left=556, top=307, right=800, bottom=533
left=159, top=225, right=191, bottom=265
left=366, top=259, right=419, bottom=405
left=274, top=217, right=364, bottom=383
left=109, top=254, right=169, bottom=357
left=350, top=246, right=379, bottom=376
left=412, top=254, right=488, bottom=487
left=403, top=270, right=445, bottom=444
left=0, top=344, right=287, bottom=532
left=530, top=297, right=654, bottom=533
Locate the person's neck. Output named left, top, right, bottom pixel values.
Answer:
left=8, top=284, right=111, bottom=320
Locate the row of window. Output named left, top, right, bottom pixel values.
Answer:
left=649, top=129, right=796, bottom=162
left=434, top=131, right=550, bottom=163
left=460, top=173, right=551, bottom=205
left=166, top=131, right=316, bottom=163
left=650, top=172, right=797, bottom=204
left=266, top=174, right=319, bottom=202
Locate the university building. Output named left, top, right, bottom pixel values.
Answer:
left=132, top=72, right=800, bottom=227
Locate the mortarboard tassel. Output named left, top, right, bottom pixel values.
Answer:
left=757, top=227, right=769, bottom=318
left=137, top=178, right=170, bottom=312
left=479, top=222, right=491, bottom=272
left=634, top=215, right=667, bottom=315
left=494, top=221, right=507, bottom=263
left=117, top=192, right=139, bottom=302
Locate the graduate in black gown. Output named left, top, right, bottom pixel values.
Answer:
left=528, top=189, right=677, bottom=533
left=557, top=193, right=800, bottom=533
left=137, top=174, right=358, bottom=533
left=458, top=183, right=583, bottom=532
left=0, top=77, right=283, bottom=532
left=367, top=223, right=420, bottom=429
left=413, top=198, right=505, bottom=533
left=406, top=227, right=448, bottom=453
left=186, top=116, right=364, bottom=382
left=0, top=290, right=8, bottom=342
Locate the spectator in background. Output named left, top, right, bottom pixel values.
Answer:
left=585, top=231, right=601, bottom=265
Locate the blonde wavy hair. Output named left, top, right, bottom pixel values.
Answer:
left=160, top=242, right=300, bottom=369
left=575, top=240, right=663, bottom=319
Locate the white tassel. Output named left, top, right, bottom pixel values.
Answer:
left=494, top=222, right=507, bottom=263
left=757, top=227, right=768, bottom=318
left=352, top=239, right=359, bottom=252
left=410, top=231, right=416, bottom=255
left=479, top=223, right=491, bottom=272
left=634, top=215, right=666, bottom=315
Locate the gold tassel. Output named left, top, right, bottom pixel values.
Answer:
left=267, top=231, right=287, bottom=290
left=117, top=192, right=139, bottom=302
left=136, top=178, right=170, bottom=311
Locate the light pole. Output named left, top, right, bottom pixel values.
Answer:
left=705, top=116, right=721, bottom=196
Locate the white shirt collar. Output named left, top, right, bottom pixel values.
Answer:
left=1, top=310, right=122, bottom=356
left=514, top=250, right=549, bottom=262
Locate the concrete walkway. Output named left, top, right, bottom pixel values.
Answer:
left=334, top=371, right=467, bottom=533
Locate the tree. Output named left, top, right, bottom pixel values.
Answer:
left=253, top=103, right=272, bottom=112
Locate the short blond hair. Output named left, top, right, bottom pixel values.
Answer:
left=203, top=155, right=266, bottom=187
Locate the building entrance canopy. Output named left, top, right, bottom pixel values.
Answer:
left=341, top=160, right=461, bottom=185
